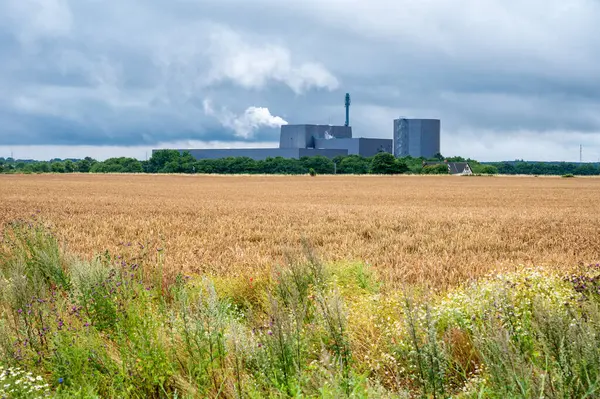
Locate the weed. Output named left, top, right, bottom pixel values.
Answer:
left=1, top=221, right=600, bottom=398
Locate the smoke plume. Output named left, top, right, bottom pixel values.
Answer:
left=203, top=99, right=288, bottom=139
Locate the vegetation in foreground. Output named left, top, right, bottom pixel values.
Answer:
left=2, top=220, right=600, bottom=398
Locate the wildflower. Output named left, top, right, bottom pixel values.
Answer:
left=58, top=378, right=63, bottom=384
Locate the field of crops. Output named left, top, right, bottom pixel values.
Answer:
left=2, top=174, right=599, bottom=287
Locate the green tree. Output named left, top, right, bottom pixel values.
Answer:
left=32, top=162, right=50, bottom=173
left=178, top=152, right=197, bottom=173
left=64, top=160, right=75, bottom=173
left=445, top=156, right=467, bottom=162
left=75, top=158, right=94, bottom=173
left=51, top=162, right=65, bottom=173
left=337, top=155, right=370, bottom=174
left=90, top=158, right=143, bottom=173
left=397, top=156, right=426, bottom=173
left=221, top=157, right=258, bottom=174
left=90, top=162, right=112, bottom=173
left=259, top=157, right=306, bottom=174
left=194, top=160, right=217, bottom=174
left=479, top=165, right=498, bottom=175
left=147, top=150, right=181, bottom=173
left=148, top=151, right=195, bottom=173
left=370, top=153, right=408, bottom=174
left=300, top=156, right=335, bottom=174
left=119, top=158, right=143, bottom=173
left=421, top=164, right=448, bottom=174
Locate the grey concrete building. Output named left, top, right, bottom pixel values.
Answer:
left=165, top=123, right=394, bottom=161
left=393, top=118, right=441, bottom=158
left=313, top=138, right=392, bottom=157
left=279, top=124, right=352, bottom=148
left=171, top=148, right=348, bottom=161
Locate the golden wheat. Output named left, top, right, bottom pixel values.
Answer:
left=1, top=174, right=599, bottom=288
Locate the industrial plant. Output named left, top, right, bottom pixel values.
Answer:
left=158, top=94, right=441, bottom=160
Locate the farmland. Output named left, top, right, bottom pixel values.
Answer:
left=2, top=174, right=600, bottom=398
left=1, top=174, right=599, bottom=287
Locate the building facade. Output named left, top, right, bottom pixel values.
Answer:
left=170, top=148, right=348, bottom=161
left=279, top=125, right=352, bottom=148
left=393, top=118, right=441, bottom=158
left=166, top=124, right=394, bottom=161
left=313, top=138, right=392, bottom=157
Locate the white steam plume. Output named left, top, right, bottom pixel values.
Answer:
left=203, top=99, right=288, bottom=139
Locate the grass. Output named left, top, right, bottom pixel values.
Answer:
left=2, top=220, right=600, bottom=398
left=2, top=174, right=600, bottom=289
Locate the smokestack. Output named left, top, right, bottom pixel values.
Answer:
left=344, top=93, right=351, bottom=126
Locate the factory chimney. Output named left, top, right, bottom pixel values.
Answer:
left=345, top=93, right=351, bottom=126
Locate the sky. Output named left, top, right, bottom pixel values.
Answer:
left=0, top=0, right=599, bottom=162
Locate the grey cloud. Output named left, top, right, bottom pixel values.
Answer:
left=1, top=0, right=600, bottom=161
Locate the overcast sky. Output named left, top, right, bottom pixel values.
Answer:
left=1, top=0, right=599, bottom=161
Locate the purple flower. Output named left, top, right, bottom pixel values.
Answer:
left=267, top=330, right=273, bottom=336
left=17, top=309, right=22, bottom=314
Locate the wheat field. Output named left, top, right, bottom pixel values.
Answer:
left=1, top=174, right=599, bottom=288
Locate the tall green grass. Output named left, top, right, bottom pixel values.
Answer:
left=1, top=220, right=600, bottom=398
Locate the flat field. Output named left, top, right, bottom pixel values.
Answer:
left=1, top=174, right=599, bottom=288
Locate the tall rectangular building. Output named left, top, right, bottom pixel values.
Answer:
left=393, top=118, right=441, bottom=158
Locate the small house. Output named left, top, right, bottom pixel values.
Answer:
left=422, top=161, right=473, bottom=175
left=447, top=162, right=473, bottom=175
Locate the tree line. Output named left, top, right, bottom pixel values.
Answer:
left=488, top=161, right=600, bottom=176
left=1, top=151, right=599, bottom=175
